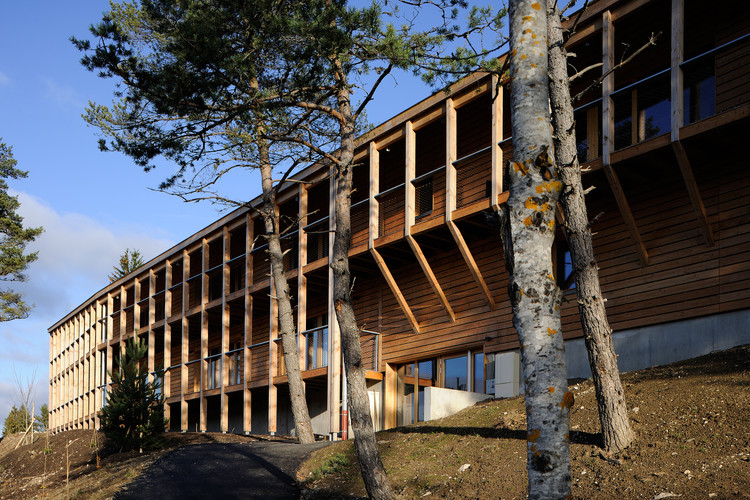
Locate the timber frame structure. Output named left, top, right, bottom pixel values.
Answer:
left=49, top=0, right=750, bottom=436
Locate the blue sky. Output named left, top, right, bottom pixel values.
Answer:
left=0, top=1, right=440, bottom=424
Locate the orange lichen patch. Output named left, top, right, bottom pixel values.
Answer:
left=531, top=62, right=537, bottom=68
left=547, top=327, right=557, bottom=336
left=523, top=29, right=532, bottom=34
left=522, top=15, right=533, bottom=22
left=524, top=216, right=533, bottom=226
left=560, top=391, right=575, bottom=411
left=531, top=2, right=541, bottom=10
left=528, top=429, right=541, bottom=442
left=547, top=220, right=555, bottom=230
left=548, top=387, right=555, bottom=393
left=535, top=180, right=563, bottom=194
left=524, top=197, right=550, bottom=212
left=511, top=49, right=517, bottom=57
left=520, top=54, right=527, bottom=60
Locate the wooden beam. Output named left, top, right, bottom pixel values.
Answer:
left=602, top=164, right=649, bottom=266
left=369, top=142, right=380, bottom=247
left=405, top=121, right=416, bottom=233
left=405, top=234, right=456, bottom=323
left=491, top=75, right=503, bottom=209
left=327, top=167, right=341, bottom=437
left=370, top=248, right=420, bottom=334
left=671, top=0, right=684, bottom=141
left=446, top=220, right=496, bottom=309
left=384, top=363, right=398, bottom=429
left=672, top=140, right=715, bottom=246
left=602, top=10, right=648, bottom=267
left=445, top=98, right=457, bottom=220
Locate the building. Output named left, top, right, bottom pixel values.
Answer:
left=49, top=0, right=750, bottom=436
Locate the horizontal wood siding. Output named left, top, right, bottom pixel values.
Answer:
left=716, top=39, right=750, bottom=113
left=250, top=343, right=269, bottom=382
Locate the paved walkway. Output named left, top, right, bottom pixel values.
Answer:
left=115, top=441, right=331, bottom=499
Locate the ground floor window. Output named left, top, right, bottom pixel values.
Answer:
left=397, top=351, right=490, bottom=425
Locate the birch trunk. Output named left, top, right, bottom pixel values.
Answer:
left=506, top=1, right=571, bottom=496
left=547, top=0, right=634, bottom=453
left=331, top=82, right=395, bottom=500
left=258, top=141, right=315, bottom=445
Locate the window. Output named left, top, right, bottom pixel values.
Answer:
left=555, top=241, right=575, bottom=290
left=443, top=355, right=468, bottom=391
left=206, top=348, right=221, bottom=390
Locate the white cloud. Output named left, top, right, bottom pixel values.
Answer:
left=42, top=78, right=84, bottom=110
left=0, top=70, right=9, bottom=87
left=0, top=192, right=175, bottom=424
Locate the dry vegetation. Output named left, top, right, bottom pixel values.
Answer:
left=1, top=345, right=747, bottom=499
left=299, top=345, right=750, bottom=499
left=0, top=430, right=260, bottom=499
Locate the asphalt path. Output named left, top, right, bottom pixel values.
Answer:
left=114, top=440, right=332, bottom=499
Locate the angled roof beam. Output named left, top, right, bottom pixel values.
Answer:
left=447, top=220, right=496, bottom=310
left=369, top=248, right=420, bottom=334
left=406, top=234, right=456, bottom=323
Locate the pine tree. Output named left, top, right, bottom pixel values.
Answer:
left=108, top=248, right=145, bottom=283
left=100, top=338, right=166, bottom=452
left=2, top=405, right=31, bottom=435
left=0, top=140, right=43, bottom=321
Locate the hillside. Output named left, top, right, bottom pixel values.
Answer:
left=299, top=345, right=750, bottom=499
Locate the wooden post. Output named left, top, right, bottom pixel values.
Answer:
left=405, top=121, right=416, bottom=234
left=368, top=142, right=379, bottom=247
left=298, top=185, right=308, bottom=372
left=180, top=249, right=189, bottom=431
left=268, top=273, right=278, bottom=435
left=602, top=9, right=649, bottom=266
left=200, top=239, right=209, bottom=432
left=244, top=214, right=253, bottom=434
left=220, top=227, right=230, bottom=432
left=445, top=98, right=457, bottom=220
left=327, top=165, right=341, bottom=438
left=671, top=0, right=684, bottom=141
left=491, top=75, right=503, bottom=208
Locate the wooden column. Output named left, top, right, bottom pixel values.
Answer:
left=491, top=75, right=504, bottom=207
left=602, top=9, right=649, bottom=266
left=368, top=142, right=380, bottom=247
left=220, top=227, right=230, bottom=432
left=327, top=165, right=341, bottom=438
left=405, top=121, right=416, bottom=232
left=268, top=273, right=278, bottom=435
left=670, top=0, right=714, bottom=246
left=200, top=239, right=209, bottom=432
left=445, top=98, right=457, bottom=220
left=298, top=185, right=308, bottom=371
left=243, top=214, right=253, bottom=434
left=164, top=261, right=173, bottom=402
left=180, top=249, right=189, bottom=431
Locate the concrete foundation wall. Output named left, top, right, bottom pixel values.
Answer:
left=492, top=309, right=750, bottom=398
left=565, top=308, right=750, bottom=379
left=423, top=386, right=490, bottom=421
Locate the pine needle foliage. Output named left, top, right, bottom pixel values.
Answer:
left=108, top=248, right=145, bottom=283
left=0, top=140, right=43, bottom=321
left=99, top=338, right=166, bottom=452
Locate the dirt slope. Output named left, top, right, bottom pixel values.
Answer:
left=299, top=345, right=750, bottom=499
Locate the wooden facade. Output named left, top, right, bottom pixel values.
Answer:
left=49, top=0, right=750, bottom=436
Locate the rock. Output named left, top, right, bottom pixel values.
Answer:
left=654, top=493, right=681, bottom=499
left=458, top=464, right=470, bottom=473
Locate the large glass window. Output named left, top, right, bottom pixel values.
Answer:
left=444, top=355, right=468, bottom=391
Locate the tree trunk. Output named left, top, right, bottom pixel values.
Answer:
left=331, top=84, right=395, bottom=500
left=546, top=0, right=634, bottom=453
left=506, top=1, right=571, bottom=496
left=258, top=141, right=315, bottom=445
